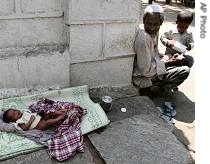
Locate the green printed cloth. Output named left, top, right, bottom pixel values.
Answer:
left=0, top=85, right=110, bottom=160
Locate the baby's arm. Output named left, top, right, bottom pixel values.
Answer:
left=18, top=115, right=35, bottom=131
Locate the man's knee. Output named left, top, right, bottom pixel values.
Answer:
left=181, top=66, right=190, bottom=79
left=187, top=57, right=194, bottom=68
left=184, top=55, right=194, bottom=68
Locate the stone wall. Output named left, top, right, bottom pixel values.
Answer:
left=0, top=0, right=141, bottom=88
left=0, top=0, right=65, bottom=48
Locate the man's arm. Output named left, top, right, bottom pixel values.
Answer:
left=134, top=30, right=156, bottom=77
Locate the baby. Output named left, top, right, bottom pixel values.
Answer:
left=2, top=108, right=67, bottom=131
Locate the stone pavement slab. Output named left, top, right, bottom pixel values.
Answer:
left=173, top=120, right=195, bottom=152
left=88, top=115, right=192, bottom=164
left=1, top=137, right=105, bottom=164
left=88, top=95, right=192, bottom=164
left=106, top=96, right=161, bottom=122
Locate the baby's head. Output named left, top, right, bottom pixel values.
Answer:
left=3, top=108, right=23, bottom=123
left=143, top=4, right=164, bottom=36
left=176, top=11, right=193, bottom=34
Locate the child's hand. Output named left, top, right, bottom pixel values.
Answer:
left=186, top=44, right=191, bottom=51
left=167, top=40, right=175, bottom=48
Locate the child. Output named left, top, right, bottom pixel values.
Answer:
left=160, top=11, right=194, bottom=67
left=3, top=108, right=67, bottom=131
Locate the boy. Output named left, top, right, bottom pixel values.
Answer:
left=132, top=4, right=190, bottom=97
left=3, top=108, right=67, bottom=131
left=160, top=11, right=194, bottom=68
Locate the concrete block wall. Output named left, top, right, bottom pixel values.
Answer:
left=0, top=0, right=65, bottom=48
left=0, top=0, right=68, bottom=88
left=0, top=46, right=70, bottom=88
left=67, top=0, right=140, bottom=87
left=0, top=0, right=141, bottom=88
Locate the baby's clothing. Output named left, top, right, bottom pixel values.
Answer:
left=14, top=110, right=41, bottom=130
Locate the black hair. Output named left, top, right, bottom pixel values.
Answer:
left=3, top=109, right=12, bottom=123
left=177, top=11, right=193, bottom=23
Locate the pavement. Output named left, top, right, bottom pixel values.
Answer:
left=1, top=1, right=195, bottom=164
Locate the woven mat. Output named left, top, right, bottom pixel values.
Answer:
left=0, top=85, right=110, bottom=160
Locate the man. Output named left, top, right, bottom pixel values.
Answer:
left=132, top=4, right=190, bottom=97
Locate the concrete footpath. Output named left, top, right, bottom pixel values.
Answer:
left=1, top=1, right=195, bottom=164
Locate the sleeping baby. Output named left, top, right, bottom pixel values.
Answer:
left=2, top=108, right=67, bottom=131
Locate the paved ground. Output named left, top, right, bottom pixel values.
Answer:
left=1, top=1, right=195, bottom=163
left=153, top=0, right=195, bottom=161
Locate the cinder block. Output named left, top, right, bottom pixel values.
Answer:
left=67, top=0, right=140, bottom=22
left=0, top=49, right=70, bottom=88
left=104, top=23, right=136, bottom=58
left=21, top=50, right=70, bottom=87
left=0, top=55, right=24, bottom=87
left=69, top=24, right=103, bottom=62
left=70, top=57, right=134, bottom=87
left=0, top=18, right=65, bottom=48
left=21, top=0, right=61, bottom=13
left=0, top=0, right=14, bottom=15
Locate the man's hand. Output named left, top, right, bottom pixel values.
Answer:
left=171, top=53, right=185, bottom=60
left=162, top=55, right=170, bottom=61
left=171, top=54, right=186, bottom=65
left=165, top=54, right=188, bottom=67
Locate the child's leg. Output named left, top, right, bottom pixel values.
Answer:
left=54, top=108, right=67, bottom=115
left=42, top=109, right=67, bottom=120
left=35, top=112, right=66, bottom=130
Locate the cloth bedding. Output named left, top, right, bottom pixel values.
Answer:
left=0, top=85, right=110, bottom=161
left=29, top=98, right=87, bottom=161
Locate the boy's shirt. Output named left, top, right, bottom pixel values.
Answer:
left=160, top=27, right=194, bottom=55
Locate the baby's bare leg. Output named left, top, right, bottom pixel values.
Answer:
left=42, top=109, right=67, bottom=120
left=35, top=113, right=66, bottom=130
left=56, top=108, right=68, bottom=114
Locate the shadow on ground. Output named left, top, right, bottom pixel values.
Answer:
left=152, top=91, right=195, bottom=123
left=151, top=91, right=195, bottom=162
left=173, top=125, right=195, bottom=163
